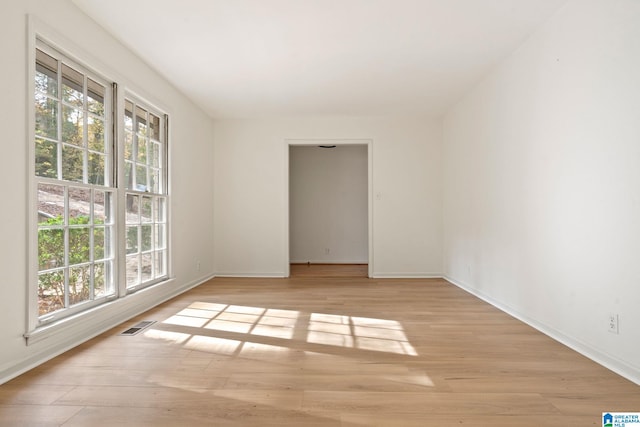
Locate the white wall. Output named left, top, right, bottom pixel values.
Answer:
left=290, top=145, right=368, bottom=264
left=443, top=0, right=640, bottom=383
left=0, top=0, right=215, bottom=383
left=213, top=116, right=442, bottom=277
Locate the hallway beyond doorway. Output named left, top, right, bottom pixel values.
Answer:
left=290, top=263, right=368, bottom=278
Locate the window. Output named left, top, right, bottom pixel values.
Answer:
left=35, top=45, right=115, bottom=321
left=123, top=99, right=168, bottom=289
left=32, top=40, right=170, bottom=328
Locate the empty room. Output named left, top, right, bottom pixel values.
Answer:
left=1, top=0, right=639, bottom=425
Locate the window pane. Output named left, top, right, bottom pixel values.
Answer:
left=141, top=196, right=153, bottom=223
left=88, top=152, right=105, bottom=185
left=125, top=161, right=133, bottom=190
left=35, top=138, right=58, bottom=179
left=126, top=194, right=139, bottom=223
left=94, top=260, right=114, bottom=297
left=124, top=131, right=133, bottom=160
left=155, top=198, right=166, bottom=223
left=36, top=49, right=58, bottom=97
left=141, top=225, right=152, bottom=252
left=135, top=106, right=147, bottom=135
left=94, top=190, right=113, bottom=224
left=62, top=64, right=84, bottom=107
left=61, top=145, right=84, bottom=182
left=68, top=187, right=91, bottom=223
left=126, top=254, right=140, bottom=287
left=69, top=265, right=90, bottom=306
left=94, top=226, right=106, bottom=260
left=137, top=136, right=147, bottom=164
left=124, top=100, right=134, bottom=131
left=61, top=106, right=84, bottom=146
left=136, top=165, right=147, bottom=191
left=126, top=225, right=138, bottom=254
left=150, top=169, right=160, bottom=193
left=36, top=70, right=59, bottom=98
left=151, top=141, right=161, bottom=168
left=102, top=226, right=113, bottom=259
left=155, top=224, right=166, bottom=249
left=150, top=114, right=160, bottom=141
left=38, top=183, right=65, bottom=224
left=87, top=78, right=105, bottom=116
left=35, top=96, right=58, bottom=139
left=94, top=262, right=106, bottom=297
left=38, top=229, right=64, bottom=271
left=155, top=251, right=166, bottom=278
left=141, top=253, right=153, bottom=283
left=69, top=227, right=90, bottom=265
left=38, top=270, right=65, bottom=315
left=88, top=116, right=105, bottom=152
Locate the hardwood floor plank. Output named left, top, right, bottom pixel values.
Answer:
left=0, top=405, right=84, bottom=427
left=341, top=413, right=600, bottom=427
left=302, top=390, right=560, bottom=415
left=544, top=393, right=640, bottom=415
left=0, top=383, right=75, bottom=405
left=62, top=405, right=343, bottom=427
left=223, top=372, right=438, bottom=392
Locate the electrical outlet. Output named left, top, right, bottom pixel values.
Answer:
left=324, top=248, right=330, bottom=254
left=196, top=260, right=201, bottom=272
left=608, top=313, right=619, bottom=334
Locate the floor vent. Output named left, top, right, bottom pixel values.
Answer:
left=120, top=320, right=156, bottom=336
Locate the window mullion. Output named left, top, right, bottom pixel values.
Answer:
left=89, top=189, right=95, bottom=300
left=63, top=186, right=70, bottom=310
left=116, top=88, right=128, bottom=298
left=110, top=83, right=118, bottom=189
left=163, top=115, right=169, bottom=194
left=82, top=74, right=89, bottom=185
left=56, top=61, right=63, bottom=181
left=132, top=104, right=138, bottom=189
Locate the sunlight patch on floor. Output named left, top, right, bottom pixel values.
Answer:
left=158, top=302, right=418, bottom=356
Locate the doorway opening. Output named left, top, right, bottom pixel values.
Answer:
left=285, top=140, right=373, bottom=278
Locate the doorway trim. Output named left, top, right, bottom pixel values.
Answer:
left=284, top=139, right=373, bottom=278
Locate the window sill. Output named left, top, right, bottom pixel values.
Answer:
left=24, top=277, right=175, bottom=346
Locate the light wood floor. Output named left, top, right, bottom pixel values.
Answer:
left=1, top=274, right=638, bottom=426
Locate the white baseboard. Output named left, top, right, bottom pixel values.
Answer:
left=371, top=272, right=443, bottom=279
left=0, top=273, right=215, bottom=385
left=214, top=272, right=287, bottom=278
left=289, top=260, right=368, bottom=264
left=216, top=271, right=442, bottom=279
left=445, top=275, right=640, bottom=386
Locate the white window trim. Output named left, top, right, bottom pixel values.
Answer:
left=34, top=40, right=118, bottom=325
left=25, top=16, right=173, bottom=344
left=120, top=94, right=170, bottom=294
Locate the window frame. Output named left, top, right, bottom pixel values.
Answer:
left=31, top=39, right=118, bottom=327
left=120, top=95, right=170, bottom=293
left=27, top=31, right=172, bottom=338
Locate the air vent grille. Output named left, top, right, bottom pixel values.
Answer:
left=120, top=320, right=156, bottom=336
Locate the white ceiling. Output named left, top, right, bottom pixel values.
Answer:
left=73, top=0, right=567, bottom=119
